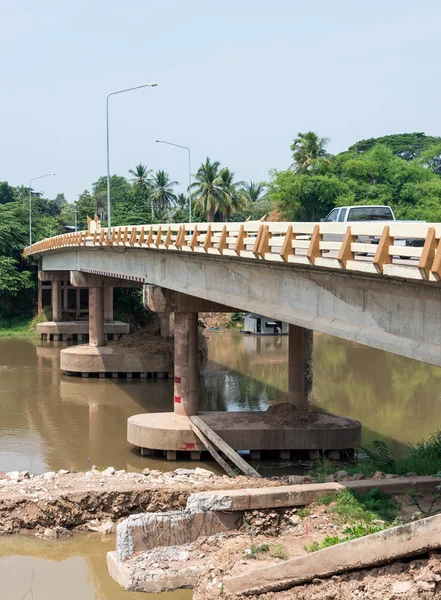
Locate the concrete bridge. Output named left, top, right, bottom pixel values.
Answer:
left=25, top=218, right=441, bottom=459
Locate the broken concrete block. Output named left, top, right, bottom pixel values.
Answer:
left=116, top=509, right=241, bottom=562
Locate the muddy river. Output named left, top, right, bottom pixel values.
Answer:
left=0, top=330, right=440, bottom=597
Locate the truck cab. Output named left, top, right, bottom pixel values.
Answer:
left=323, top=205, right=395, bottom=223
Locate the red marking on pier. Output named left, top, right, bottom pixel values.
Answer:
left=174, top=396, right=182, bottom=403
left=175, top=376, right=181, bottom=384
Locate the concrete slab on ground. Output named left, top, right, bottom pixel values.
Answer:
left=224, top=513, right=441, bottom=596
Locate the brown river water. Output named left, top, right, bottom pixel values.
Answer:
left=0, top=330, right=440, bottom=597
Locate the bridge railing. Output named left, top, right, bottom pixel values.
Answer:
left=24, top=221, right=441, bottom=282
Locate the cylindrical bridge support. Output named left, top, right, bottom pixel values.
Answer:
left=89, top=288, right=105, bottom=347
left=104, top=287, right=113, bottom=322
left=288, top=324, right=313, bottom=411
left=52, top=280, right=62, bottom=322
left=174, top=312, right=198, bottom=416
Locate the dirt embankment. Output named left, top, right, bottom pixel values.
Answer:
left=0, top=468, right=279, bottom=537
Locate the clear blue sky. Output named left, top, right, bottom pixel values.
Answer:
left=1, top=0, right=440, bottom=200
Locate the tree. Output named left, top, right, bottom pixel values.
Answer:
left=0, top=182, right=15, bottom=204
left=290, top=132, right=330, bottom=173
left=190, top=157, right=225, bottom=221
left=241, top=181, right=267, bottom=204
left=151, top=170, right=178, bottom=219
left=349, top=133, right=441, bottom=161
left=268, top=170, right=350, bottom=221
left=128, top=163, right=153, bottom=191
left=216, top=167, right=245, bottom=221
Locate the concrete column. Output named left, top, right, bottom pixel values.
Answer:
left=104, top=287, right=113, bottom=322
left=52, top=280, right=62, bottom=322
left=89, top=288, right=105, bottom=347
left=174, top=312, right=198, bottom=417
left=160, top=313, right=171, bottom=338
left=288, top=324, right=313, bottom=411
left=37, top=279, right=43, bottom=316
left=63, top=280, right=69, bottom=314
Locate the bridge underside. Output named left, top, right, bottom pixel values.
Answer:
left=41, top=247, right=441, bottom=367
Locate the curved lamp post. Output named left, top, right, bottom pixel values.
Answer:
left=106, top=83, right=157, bottom=238
left=156, top=139, right=192, bottom=223
left=29, top=173, right=56, bottom=250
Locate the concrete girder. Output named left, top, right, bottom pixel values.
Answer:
left=70, top=271, right=143, bottom=288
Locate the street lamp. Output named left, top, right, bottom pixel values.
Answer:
left=156, top=139, right=192, bottom=223
left=106, top=82, right=158, bottom=238
left=29, top=173, right=56, bottom=250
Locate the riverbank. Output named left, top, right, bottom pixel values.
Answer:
left=0, top=317, right=36, bottom=337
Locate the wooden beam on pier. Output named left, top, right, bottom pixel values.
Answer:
left=190, top=416, right=261, bottom=478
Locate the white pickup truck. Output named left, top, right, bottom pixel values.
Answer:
left=322, top=205, right=424, bottom=256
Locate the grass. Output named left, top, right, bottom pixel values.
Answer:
left=0, top=316, right=36, bottom=337
left=304, top=523, right=386, bottom=553
left=0, top=307, right=52, bottom=338
left=317, top=488, right=400, bottom=524
left=243, top=542, right=289, bottom=561
left=297, top=508, right=311, bottom=518
left=309, top=433, right=441, bottom=481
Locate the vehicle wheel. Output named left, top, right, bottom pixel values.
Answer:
left=399, top=256, right=411, bottom=260
left=357, top=253, right=368, bottom=257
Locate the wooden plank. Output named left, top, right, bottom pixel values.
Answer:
left=418, top=227, right=437, bottom=280
left=203, top=225, right=213, bottom=251
left=431, top=238, right=441, bottom=281
left=234, top=224, right=247, bottom=255
left=164, top=226, right=173, bottom=248
left=138, top=226, right=145, bottom=246
left=252, top=226, right=263, bottom=257
left=188, top=422, right=236, bottom=477
left=337, top=226, right=356, bottom=268
left=190, top=416, right=261, bottom=478
left=155, top=226, right=163, bottom=247
left=306, top=224, right=322, bottom=265
left=280, top=225, right=295, bottom=262
left=146, top=226, right=154, bottom=245
left=257, top=225, right=271, bottom=258
left=129, top=227, right=137, bottom=245
left=190, top=225, right=199, bottom=250
left=373, top=226, right=393, bottom=274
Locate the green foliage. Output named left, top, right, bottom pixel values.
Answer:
left=291, top=132, right=331, bottom=173
left=0, top=181, right=15, bottom=204
left=268, top=170, right=349, bottom=221
left=318, top=488, right=400, bottom=524
left=243, top=542, right=288, bottom=561
left=304, top=523, right=386, bottom=553
left=349, top=133, right=441, bottom=161
left=297, top=508, right=311, bottom=518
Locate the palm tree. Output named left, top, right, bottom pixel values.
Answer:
left=151, top=170, right=178, bottom=217
left=290, top=132, right=330, bottom=173
left=216, top=167, right=246, bottom=221
left=175, top=193, right=188, bottom=210
left=241, top=181, right=267, bottom=204
left=190, top=157, right=225, bottom=222
left=128, top=163, right=153, bottom=190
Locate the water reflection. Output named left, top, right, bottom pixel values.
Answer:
left=0, top=534, right=191, bottom=600
left=0, top=331, right=440, bottom=475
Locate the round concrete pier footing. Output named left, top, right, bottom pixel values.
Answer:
left=60, top=345, right=169, bottom=377
left=127, top=411, right=361, bottom=455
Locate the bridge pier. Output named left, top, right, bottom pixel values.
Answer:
left=89, top=288, right=105, bottom=347
left=104, top=287, right=113, bottom=323
left=288, top=325, right=313, bottom=411
left=174, top=312, right=199, bottom=417
left=52, top=279, right=62, bottom=323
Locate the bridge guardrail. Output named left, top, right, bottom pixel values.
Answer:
left=24, top=221, right=441, bottom=282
